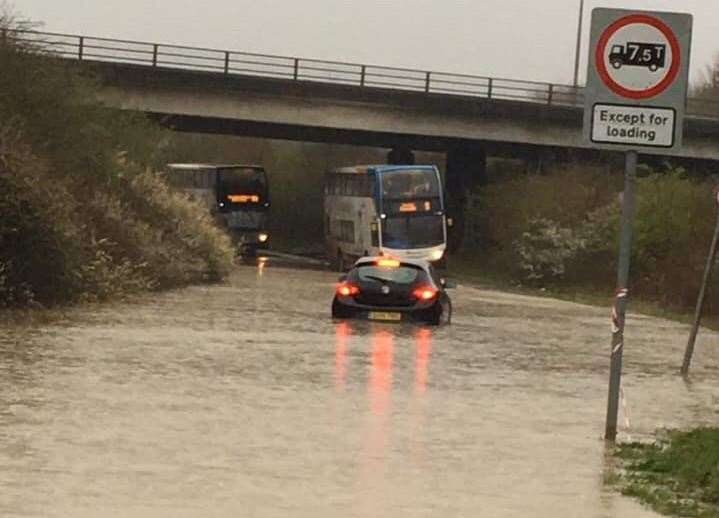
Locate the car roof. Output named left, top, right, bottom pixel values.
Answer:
left=353, top=256, right=431, bottom=270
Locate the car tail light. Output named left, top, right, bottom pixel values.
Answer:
left=336, top=282, right=360, bottom=297
left=413, top=285, right=438, bottom=301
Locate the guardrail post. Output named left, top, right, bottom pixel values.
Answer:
left=425, top=72, right=431, bottom=93
left=78, top=36, right=84, bottom=61
left=487, top=77, right=493, bottom=99
left=293, top=58, right=299, bottom=80
left=547, top=83, right=554, bottom=105
left=360, top=65, right=366, bottom=87
left=152, top=44, right=158, bottom=67
left=224, top=51, right=230, bottom=74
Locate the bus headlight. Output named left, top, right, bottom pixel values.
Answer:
left=430, top=249, right=444, bottom=261
left=258, top=232, right=269, bottom=243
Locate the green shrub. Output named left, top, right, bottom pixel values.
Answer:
left=0, top=18, right=234, bottom=308
left=467, top=163, right=719, bottom=310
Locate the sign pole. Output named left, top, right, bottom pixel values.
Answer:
left=681, top=195, right=719, bottom=376
left=573, top=0, right=585, bottom=88
left=605, top=149, right=637, bottom=442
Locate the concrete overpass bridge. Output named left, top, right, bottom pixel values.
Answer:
left=11, top=29, right=719, bottom=159
left=9, top=29, right=719, bottom=246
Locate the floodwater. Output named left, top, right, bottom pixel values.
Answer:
left=1, top=260, right=718, bottom=518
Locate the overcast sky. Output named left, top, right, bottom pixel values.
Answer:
left=13, top=0, right=719, bottom=86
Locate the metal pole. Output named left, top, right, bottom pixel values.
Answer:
left=681, top=198, right=719, bottom=375
left=605, top=150, right=637, bottom=442
left=573, top=0, right=585, bottom=87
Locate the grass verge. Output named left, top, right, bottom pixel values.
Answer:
left=449, top=253, right=719, bottom=331
left=613, top=429, right=719, bottom=517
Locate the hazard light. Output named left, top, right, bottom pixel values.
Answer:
left=376, top=258, right=400, bottom=268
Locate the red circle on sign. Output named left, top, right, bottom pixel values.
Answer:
left=595, top=14, right=680, bottom=99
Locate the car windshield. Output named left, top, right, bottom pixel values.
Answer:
left=381, top=169, right=440, bottom=199
left=218, top=167, right=267, bottom=196
left=356, top=264, right=420, bottom=284
left=382, top=214, right=444, bottom=249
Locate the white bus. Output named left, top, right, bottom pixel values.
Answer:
left=164, top=163, right=270, bottom=256
left=324, top=165, right=447, bottom=270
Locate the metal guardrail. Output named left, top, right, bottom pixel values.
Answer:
left=5, top=28, right=719, bottom=119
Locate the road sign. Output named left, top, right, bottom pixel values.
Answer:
left=584, top=9, right=692, bottom=154
left=584, top=9, right=692, bottom=442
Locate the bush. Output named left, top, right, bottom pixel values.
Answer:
left=0, top=17, right=234, bottom=308
left=467, top=163, right=719, bottom=311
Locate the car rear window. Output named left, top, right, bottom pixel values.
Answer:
left=356, top=265, right=420, bottom=284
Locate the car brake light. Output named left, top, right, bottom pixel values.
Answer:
left=413, top=285, right=438, bottom=301
left=336, top=282, right=360, bottom=297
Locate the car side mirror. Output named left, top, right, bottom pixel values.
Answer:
left=338, top=275, right=347, bottom=282
left=441, top=278, right=457, bottom=289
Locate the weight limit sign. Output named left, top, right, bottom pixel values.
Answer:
left=584, top=9, right=691, bottom=153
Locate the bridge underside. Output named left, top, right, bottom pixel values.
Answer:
left=89, top=62, right=719, bottom=248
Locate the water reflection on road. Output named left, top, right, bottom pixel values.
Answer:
left=1, top=261, right=718, bottom=517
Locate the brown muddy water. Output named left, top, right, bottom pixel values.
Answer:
left=1, top=260, right=718, bottom=517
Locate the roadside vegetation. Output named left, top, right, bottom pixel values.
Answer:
left=0, top=16, right=234, bottom=308
left=461, top=161, right=719, bottom=316
left=613, top=429, right=719, bottom=517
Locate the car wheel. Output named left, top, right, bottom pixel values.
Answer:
left=424, top=299, right=451, bottom=326
left=332, top=298, right=354, bottom=319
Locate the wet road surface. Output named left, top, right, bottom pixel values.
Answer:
left=1, top=260, right=718, bottom=517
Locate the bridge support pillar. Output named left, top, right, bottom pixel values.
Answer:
left=445, top=145, right=487, bottom=252
left=387, top=147, right=415, bottom=165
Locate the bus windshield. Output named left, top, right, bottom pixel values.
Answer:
left=217, top=167, right=268, bottom=202
left=382, top=214, right=444, bottom=249
left=381, top=169, right=440, bottom=200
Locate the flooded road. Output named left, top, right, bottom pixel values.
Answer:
left=1, top=261, right=718, bottom=517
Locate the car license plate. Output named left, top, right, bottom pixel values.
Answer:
left=369, top=311, right=401, bottom=321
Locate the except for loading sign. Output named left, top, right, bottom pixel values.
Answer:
left=591, top=104, right=675, bottom=147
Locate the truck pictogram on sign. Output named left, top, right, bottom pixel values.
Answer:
left=609, top=42, right=666, bottom=72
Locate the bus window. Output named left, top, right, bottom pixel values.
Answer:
left=381, top=170, right=440, bottom=199
left=382, top=214, right=444, bottom=249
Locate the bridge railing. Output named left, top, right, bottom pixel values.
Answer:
left=5, top=28, right=719, bottom=119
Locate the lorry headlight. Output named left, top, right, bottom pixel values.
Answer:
left=259, top=232, right=269, bottom=243
left=430, top=249, right=444, bottom=261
